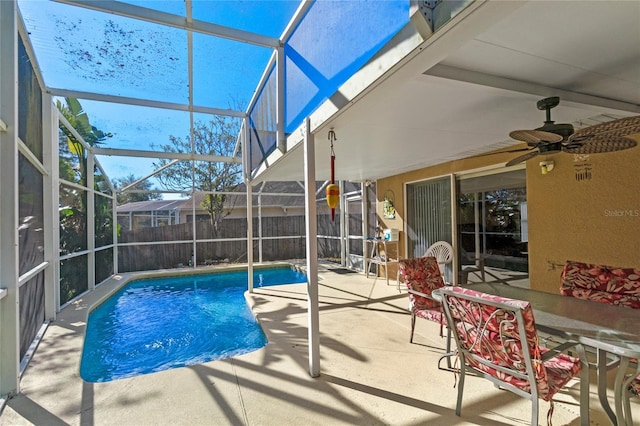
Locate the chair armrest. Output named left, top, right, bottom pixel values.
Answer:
left=408, top=288, right=438, bottom=301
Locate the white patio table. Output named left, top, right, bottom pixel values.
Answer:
left=434, top=282, right=640, bottom=426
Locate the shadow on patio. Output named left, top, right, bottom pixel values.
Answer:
left=2, top=264, right=636, bottom=425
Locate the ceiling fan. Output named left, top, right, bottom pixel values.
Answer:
left=501, top=97, right=640, bottom=167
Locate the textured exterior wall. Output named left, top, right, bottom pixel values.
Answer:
left=378, top=139, right=640, bottom=293
left=526, top=136, right=640, bottom=293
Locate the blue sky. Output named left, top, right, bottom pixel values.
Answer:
left=19, top=0, right=300, bottom=193
left=18, top=0, right=407, bottom=197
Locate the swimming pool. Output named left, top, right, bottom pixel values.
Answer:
left=80, top=267, right=307, bottom=382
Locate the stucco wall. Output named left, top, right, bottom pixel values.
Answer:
left=526, top=137, right=640, bottom=293
left=377, top=139, right=640, bottom=293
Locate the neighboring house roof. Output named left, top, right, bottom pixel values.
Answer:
left=172, top=182, right=305, bottom=211
left=116, top=199, right=186, bottom=213
left=120, top=181, right=362, bottom=213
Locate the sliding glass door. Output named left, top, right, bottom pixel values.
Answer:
left=405, top=168, right=528, bottom=286
left=457, top=168, right=528, bottom=274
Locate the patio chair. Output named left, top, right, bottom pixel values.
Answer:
left=398, top=256, right=454, bottom=369
left=398, top=256, right=447, bottom=344
left=425, top=241, right=453, bottom=282
left=439, top=286, right=589, bottom=426
left=561, top=260, right=640, bottom=423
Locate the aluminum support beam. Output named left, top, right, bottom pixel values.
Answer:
left=119, top=160, right=180, bottom=192
left=47, top=88, right=247, bottom=119
left=257, top=192, right=263, bottom=263
left=0, top=0, right=21, bottom=397
left=449, top=174, right=458, bottom=285
left=187, top=0, right=196, bottom=270
left=361, top=182, right=368, bottom=271
left=92, top=147, right=241, bottom=163
left=87, top=154, right=96, bottom=290
left=247, top=52, right=276, bottom=116
left=190, top=177, right=196, bottom=268
left=280, top=0, right=313, bottom=42
left=276, top=46, right=286, bottom=153
left=303, top=118, right=320, bottom=377
left=42, top=95, right=59, bottom=317
left=339, top=181, right=346, bottom=266
left=246, top=182, right=254, bottom=290
left=243, top=120, right=254, bottom=292
left=113, top=195, right=119, bottom=274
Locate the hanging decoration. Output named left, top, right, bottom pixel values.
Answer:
left=573, top=154, right=593, bottom=182
left=326, top=129, right=339, bottom=221
left=383, top=189, right=396, bottom=219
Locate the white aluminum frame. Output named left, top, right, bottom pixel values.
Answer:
left=303, top=118, right=320, bottom=377
left=0, top=0, right=21, bottom=398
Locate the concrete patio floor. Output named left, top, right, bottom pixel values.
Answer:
left=1, top=262, right=638, bottom=425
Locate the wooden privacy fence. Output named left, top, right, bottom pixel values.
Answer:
left=117, top=214, right=348, bottom=272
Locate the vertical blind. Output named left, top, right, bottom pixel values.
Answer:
left=406, top=176, right=452, bottom=259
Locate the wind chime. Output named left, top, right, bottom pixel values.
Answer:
left=326, top=129, right=339, bottom=221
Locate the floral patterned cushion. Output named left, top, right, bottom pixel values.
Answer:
left=561, top=260, right=640, bottom=396
left=443, top=287, right=582, bottom=402
left=560, top=260, right=640, bottom=309
left=414, top=308, right=445, bottom=324
left=399, top=256, right=445, bottom=312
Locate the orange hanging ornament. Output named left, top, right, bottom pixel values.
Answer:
left=326, top=130, right=339, bottom=221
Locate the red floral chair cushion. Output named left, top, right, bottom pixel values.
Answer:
left=399, top=256, right=445, bottom=310
left=441, top=287, right=582, bottom=403
left=398, top=257, right=447, bottom=342
left=560, top=260, right=640, bottom=397
left=560, top=260, right=640, bottom=309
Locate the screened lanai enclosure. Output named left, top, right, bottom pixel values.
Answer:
left=3, top=0, right=640, bottom=419
left=0, top=0, right=423, bottom=400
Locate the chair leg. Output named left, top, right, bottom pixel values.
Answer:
left=578, top=344, right=590, bottom=426
left=446, top=326, right=451, bottom=352
left=455, top=366, right=465, bottom=416
left=531, top=399, right=538, bottom=426
left=597, top=352, right=616, bottom=416
left=438, top=325, right=454, bottom=370
left=623, top=390, right=633, bottom=426
left=410, top=313, right=416, bottom=343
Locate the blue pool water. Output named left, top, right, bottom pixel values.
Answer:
left=80, top=267, right=306, bottom=382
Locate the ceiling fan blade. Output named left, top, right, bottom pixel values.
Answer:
left=563, top=136, right=637, bottom=154
left=569, top=115, right=640, bottom=142
left=505, top=150, right=540, bottom=167
left=472, top=147, right=533, bottom=159
left=509, top=130, right=563, bottom=144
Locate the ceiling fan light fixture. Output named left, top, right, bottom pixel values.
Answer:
left=540, top=161, right=554, bottom=175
